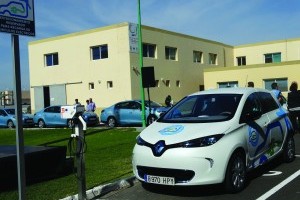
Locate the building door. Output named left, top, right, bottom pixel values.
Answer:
left=34, top=87, right=44, bottom=112
left=49, top=85, right=66, bottom=106
left=43, top=86, right=50, bottom=108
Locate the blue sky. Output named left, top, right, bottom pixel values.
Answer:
left=1, top=0, right=300, bottom=90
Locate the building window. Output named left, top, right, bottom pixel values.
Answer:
left=165, top=47, right=177, bottom=60
left=199, top=85, right=205, bottom=91
left=91, top=44, right=108, bottom=60
left=264, top=78, right=288, bottom=92
left=209, top=53, right=217, bottom=65
left=45, top=53, right=59, bottom=66
left=164, top=80, right=170, bottom=87
left=218, top=81, right=238, bottom=88
left=176, top=80, right=181, bottom=87
left=107, top=81, right=113, bottom=89
left=89, top=82, right=95, bottom=90
left=143, top=43, right=156, bottom=58
left=237, top=56, right=246, bottom=66
left=155, top=80, right=160, bottom=87
left=193, top=51, right=203, bottom=63
left=264, top=53, right=281, bottom=63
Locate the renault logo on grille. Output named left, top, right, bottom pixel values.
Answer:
left=152, top=140, right=166, bottom=157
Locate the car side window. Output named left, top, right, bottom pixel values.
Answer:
left=117, top=102, right=130, bottom=109
left=44, top=107, right=51, bottom=113
left=53, top=106, right=61, bottom=113
left=0, top=110, right=6, bottom=116
left=130, top=102, right=140, bottom=109
left=257, top=92, right=279, bottom=113
left=240, top=93, right=261, bottom=123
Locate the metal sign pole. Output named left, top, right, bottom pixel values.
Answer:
left=12, top=34, right=26, bottom=200
left=137, top=0, right=146, bottom=127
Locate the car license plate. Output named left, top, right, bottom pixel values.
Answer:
left=89, top=117, right=96, bottom=121
left=145, top=175, right=175, bottom=185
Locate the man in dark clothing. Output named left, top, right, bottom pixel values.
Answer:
left=287, top=82, right=300, bottom=133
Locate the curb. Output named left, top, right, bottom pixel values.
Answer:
left=60, top=176, right=137, bottom=200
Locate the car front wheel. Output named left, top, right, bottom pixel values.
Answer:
left=107, top=117, right=117, bottom=128
left=224, top=151, right=246, bottom=193
left=38, top=119, right=46, bottom=128
left=7, top=120, right=14, bottom=128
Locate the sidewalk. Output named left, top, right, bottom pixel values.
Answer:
left=60, top=176, right=137, bottom=200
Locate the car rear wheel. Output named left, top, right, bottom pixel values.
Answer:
left=7, top=120, right=14, bottom=128
left=224, top=151, right=246, bottom=193
left=107, top=117, right=117, bottom=128
left=283, top=134, right=295, bottom=163
left=38, top=119, right=46, bottom=128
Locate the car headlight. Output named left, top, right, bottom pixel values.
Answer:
left=136, top=135, right=146, bottom=145
left=180, top=134, right=224, bottom=147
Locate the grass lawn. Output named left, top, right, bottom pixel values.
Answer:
left=0, top=127, right=140, bottom=200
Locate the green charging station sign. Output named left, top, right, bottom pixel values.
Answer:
left=0, top=0, right=35, bottom=36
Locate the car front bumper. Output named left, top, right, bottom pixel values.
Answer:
left=132, top=143, right=232, bottom=186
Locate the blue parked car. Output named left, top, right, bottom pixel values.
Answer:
left=100, top=100, right=169, bottom=127
left=33, top=105, right=99, bottom=128
left=0, top=108, right=35, bottom=128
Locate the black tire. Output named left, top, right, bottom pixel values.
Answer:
left=147, top=115, right=157, bottom=126
left=283, top=134, right=295, bottom=163
left=7, top=120, right=14, bottom=128
left=38, top=119, right=46, bottom=128
left=224, top=151, right=246, bottom=193
left=107, top=117, right=117, bottom=128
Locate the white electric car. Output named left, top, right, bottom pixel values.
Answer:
left=132, top=87, right=295, bottom=193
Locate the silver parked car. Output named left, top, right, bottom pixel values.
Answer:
left=33, top=105, right=99, bottom=128
left=0, top=108, right=34, bottom=128
left=100, top=100, right=169, bottom=127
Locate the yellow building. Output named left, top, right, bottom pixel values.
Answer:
left=29, top=22, right=300, bottom=112
left=204, top=39, right=300, bottom=97
left=28, top=22, right=233, bottom=112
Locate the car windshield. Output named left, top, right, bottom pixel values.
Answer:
left=5, top=109, right=15, bottom=115
left=158, top=93, right=242, bottom=123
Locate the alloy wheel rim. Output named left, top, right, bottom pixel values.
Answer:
left=231, top=157, right=245, bottom=189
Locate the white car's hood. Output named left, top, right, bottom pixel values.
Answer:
left=139, top=121, right=233, bottom=145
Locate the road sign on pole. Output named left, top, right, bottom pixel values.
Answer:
left=0, top=0, right=35, bottom=36
left=0, top=1, right=35, bottom=199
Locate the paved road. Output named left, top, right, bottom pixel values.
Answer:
left=100, top=134, right=300, bottom=200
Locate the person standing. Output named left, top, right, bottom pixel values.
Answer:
left=271, top=82, right=285, bottom=105
left=247, top=81, right=254, bottom=87
left=88, top=98, right=96, bottom=112
left=287, top=81, right=300, bottom=133
left=165, top=95, right=173, bottom=107
left=74, top=99, right=81, bottom=105
left=85, top=99, right=90, bottom=111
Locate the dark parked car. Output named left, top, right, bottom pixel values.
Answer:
left=100, top=100, right=169, bottom=127
left=33, top=105, right=99, bottom=128
left=0, top=108, right=34, bottom=128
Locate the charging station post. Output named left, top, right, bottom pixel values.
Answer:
left=61, top=105, right=87, bottom=200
